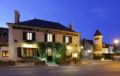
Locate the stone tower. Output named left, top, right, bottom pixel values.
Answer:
left=93, top=30, right=103, bottom=56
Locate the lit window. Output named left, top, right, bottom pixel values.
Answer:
left=64, top=36, right=72, bottom=43
left=47, top=34, right=53, bottom=42
left=2, top=51, right=9, bottom=57
left=27, top=32, right=32, bottom=40
left=65, top=37, right=69, bottom=43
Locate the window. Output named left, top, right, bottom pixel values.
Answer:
left=45, top=34, right=55, bottom=42
left=23, top=31, right=35, bottom=41
left=3, top=32, right=8, bottom=38
left=64, top=36, right=72, bottom=43
left=23, top=48, right=36, bottom=57
left=47, top=34, right=53, bottom=42
left=27, top=32, right=32, bottom=40
left=65, top=36, right=70, bottom=43
left=95, top=38, right=99, bottom=40
left=2, top=51, right=9, bottom=57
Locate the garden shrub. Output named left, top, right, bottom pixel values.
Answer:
left=0, top=60, right=15, bottom=66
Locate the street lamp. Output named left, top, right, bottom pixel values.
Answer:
left=113, top=39, right=119, bottom=54
left=114, top=39, right=119, bottom=44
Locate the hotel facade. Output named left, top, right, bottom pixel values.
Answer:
left=0, top=11, right=80, bottom=61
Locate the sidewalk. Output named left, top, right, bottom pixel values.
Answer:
left=0, top=63, right=47, bottom=68
left=0, top=60, right=111, bottom=68
left=70, top=60, right=93, bottom=66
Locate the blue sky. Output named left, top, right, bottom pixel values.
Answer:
left=0, top=0, right=120, bottom=44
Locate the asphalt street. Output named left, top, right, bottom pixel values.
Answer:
left=0, top=61, right=120, bottom=76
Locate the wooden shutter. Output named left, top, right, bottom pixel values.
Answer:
left=37, top=50, right=40, bottom=57
left=17, top=47, right=22, bottom=57
left=32, top=32, right=36, bottom=41
left=53, top=34, right=55, bottom=42
left=70, top=37, right=72, bottom=43
left=63, top=36, right=65, bottom=43
left=23, top=31, right=26, bottom=40
left=45, top=34, right=47, bottom=42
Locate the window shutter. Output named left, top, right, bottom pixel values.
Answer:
left=17, top=47, right=22, bottom=57
left=63, top=36, right=65, bottom=43
left=53, top=34, right=55, bottom=42
left=23, top=31, right=26, bottom=40
left=32, top=32, right=36, bottom=41
left=37, top=50, right=40, bottom=57
left=70, top=37, right=72, bottom=43
left=45, top=34, right=47, bottom=42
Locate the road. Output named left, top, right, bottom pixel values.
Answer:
left=0, top=61, right=120, bottom=76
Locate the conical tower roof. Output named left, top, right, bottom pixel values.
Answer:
left=94, top=29, right=102, bottom=36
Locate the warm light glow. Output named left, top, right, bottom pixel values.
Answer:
left=21, top=43, right=38, bottom=48
left=87, top=50, right=92, bottom=53
left=81, top=46, right=83, bottom=49
left=101, top=58, right=104, bottom=61
left=47, top=48, right=52, bottom=56
left=114, top=39, right=119, bottom=44
left=2, top=51, right=9, bottom=57
left=67, top=45, right=71, bottom=50
left=72, top=53, right=78, bottom=58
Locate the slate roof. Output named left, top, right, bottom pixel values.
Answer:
left=94, top=29, right=102, bottom=36
left=8, top=19, right=75, bottom=32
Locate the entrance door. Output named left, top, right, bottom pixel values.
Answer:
left=47, top=48, right=53, bottom=61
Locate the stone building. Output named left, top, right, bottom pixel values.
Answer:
left=0, top=11, right=81, bottom=61
left=81, top=30, right=114, bottom=59
left=0, top=27, right=8, bottom=60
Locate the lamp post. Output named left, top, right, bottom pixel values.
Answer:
left=113, top=39, right=119, bottom=54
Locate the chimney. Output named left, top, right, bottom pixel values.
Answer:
left=69, top=22, right=74, bottom=31
left=14, top=10, right=20, bottom=23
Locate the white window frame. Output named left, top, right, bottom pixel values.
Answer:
left=27, top=32, right=32, bottom=40
left=65, top=36, right=70, bottom=43
left=47, top=34, right=53, bottom=42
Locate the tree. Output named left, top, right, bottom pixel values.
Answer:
left=37, top=42, right=66, bottom=63
left=54, top=42, right=66, bottom=62
left=37, top=42, right=47, bottom=60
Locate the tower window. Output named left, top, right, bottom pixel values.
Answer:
left=95, top=38, right=99, bottom=40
